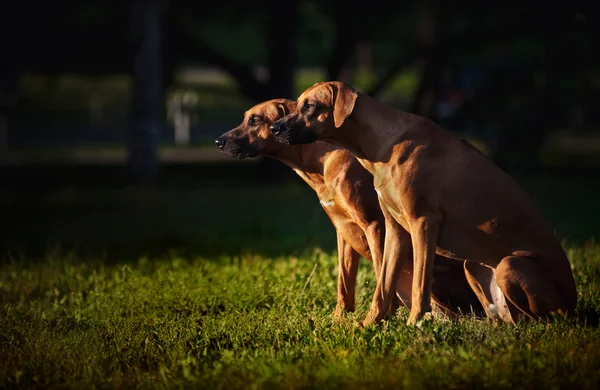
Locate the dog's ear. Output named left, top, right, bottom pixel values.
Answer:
left=328, top=83, right=358, bottom=128
left=275, top=103, right=288, bottom=119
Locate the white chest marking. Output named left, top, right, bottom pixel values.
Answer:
left=320, top=200, right=335, bottom=207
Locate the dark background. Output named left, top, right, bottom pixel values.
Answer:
left=1, top=0, right=599, bottom=261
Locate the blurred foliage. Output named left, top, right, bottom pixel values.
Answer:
left=3, top=0, right=600, bottom=171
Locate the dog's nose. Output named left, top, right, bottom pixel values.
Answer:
left=215, top=137, right=226, bottom=149
left=269, top=123, right=282, bottom=136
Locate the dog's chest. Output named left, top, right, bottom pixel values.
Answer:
left=315, top=188, right=353, bottom=229
left=313, top=183, right=336, bottom=208
left=319, top=198, right=336, bottom=208
left=374, top=184, right=410, bottom=230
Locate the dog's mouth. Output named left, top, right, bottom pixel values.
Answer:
left=220, top=144, right=259, bottom=159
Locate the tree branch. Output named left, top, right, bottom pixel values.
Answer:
left=327, top=38, right=360, bottom=82
left=174, top=23, right=268, bottom=102
left=365, top=48, right=417, bottom=98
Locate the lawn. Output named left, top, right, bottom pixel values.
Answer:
left=1, top=164, right=600, bottom=389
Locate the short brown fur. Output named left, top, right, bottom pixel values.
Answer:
left=217, top=99, right=484, bottom=320
left=270, top=83, right=578, bottom=326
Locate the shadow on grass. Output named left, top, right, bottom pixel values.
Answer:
left=576, top=307, right=600, bottom=328
left=0, top=162, right=338, bottom=263
left=1, top=162, right=600, bottom=264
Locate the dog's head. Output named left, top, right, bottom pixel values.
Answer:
left=269, top=81, right=358, bottom=145
left=215, top=99, right=297, bottom=159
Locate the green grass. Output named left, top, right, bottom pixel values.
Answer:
left=2, top=167, right=600, bottom=389
left=2, top=246, right=600, bottom=389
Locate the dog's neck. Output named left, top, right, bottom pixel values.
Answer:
left=324, top=92, right=426, bottom=168
left=265, top=142, right=332, bottom=176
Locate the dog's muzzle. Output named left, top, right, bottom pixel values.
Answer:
left=215, top=136, right=226, bottom=149
left=269, top=121, right=295, bottom=145
left=215, top=135, right=258, bottom=159
left=269, top=122, right=283, bottom=136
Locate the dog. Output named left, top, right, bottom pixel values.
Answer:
left=269, top=82, right=578, bottom=326
left=216, top=98, right=484, bottom=321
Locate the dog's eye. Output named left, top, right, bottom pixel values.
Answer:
left=303, top=101, right=315, bottom=110
left=248, top=117, right=260, bottom=126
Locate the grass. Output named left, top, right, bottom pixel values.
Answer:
left=3, top=246, right=600, bottom=389
left=2, top=165, right=600, bottom=389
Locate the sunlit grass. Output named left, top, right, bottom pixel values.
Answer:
left=1, top=174, right=600, bottom=388
left=1, top=244, right=600, bottom=389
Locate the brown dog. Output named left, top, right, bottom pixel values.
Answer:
left=216, top=98, right=484, bottom=320
left=270, top=82, right=578, bottom=326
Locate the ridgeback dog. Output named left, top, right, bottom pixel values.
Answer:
left=215, top=98, right=484, bottom=321
left=269, top=82, right=578, bottom=326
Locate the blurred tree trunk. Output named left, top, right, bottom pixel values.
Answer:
left=410, top=0, right=442, bottom=119
left=162, top=6, right=177, bottom=109
left=266, top=0, right=297, bottom=99
left=326, top=0, right=361, bottom=83
left=0, top=2, right=17, bottom=157
left=256, top=0, right=299, bottom=182
left=0, top=70, right=17, bottom=156
left=129, top=0, right=165, bottom=185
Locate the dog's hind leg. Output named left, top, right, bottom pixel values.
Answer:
left=495, top=255, right=577, bottom=321
left=430, top=257, right=486, bottom=319
left=463, top=260, right=518, bottom=323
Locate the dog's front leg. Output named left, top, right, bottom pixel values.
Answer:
left=334, top=231, right=360, bottom=319
left=364, top=220, right=403, bottom=314
left=407, top=213, right=442, bottom=325
left=361, top=213, right=411, bottom=327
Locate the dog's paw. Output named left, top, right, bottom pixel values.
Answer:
left=408, top=311, right=433, bottom=328
left=407, top=314, right=419, bottom=326
left=333, top=308, right=344, bottom=322
left=416, top=312, right=434, bottom=328
left=359, top=317, right=376, bottom=329
left=333, top=304, right=355, bottom=322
